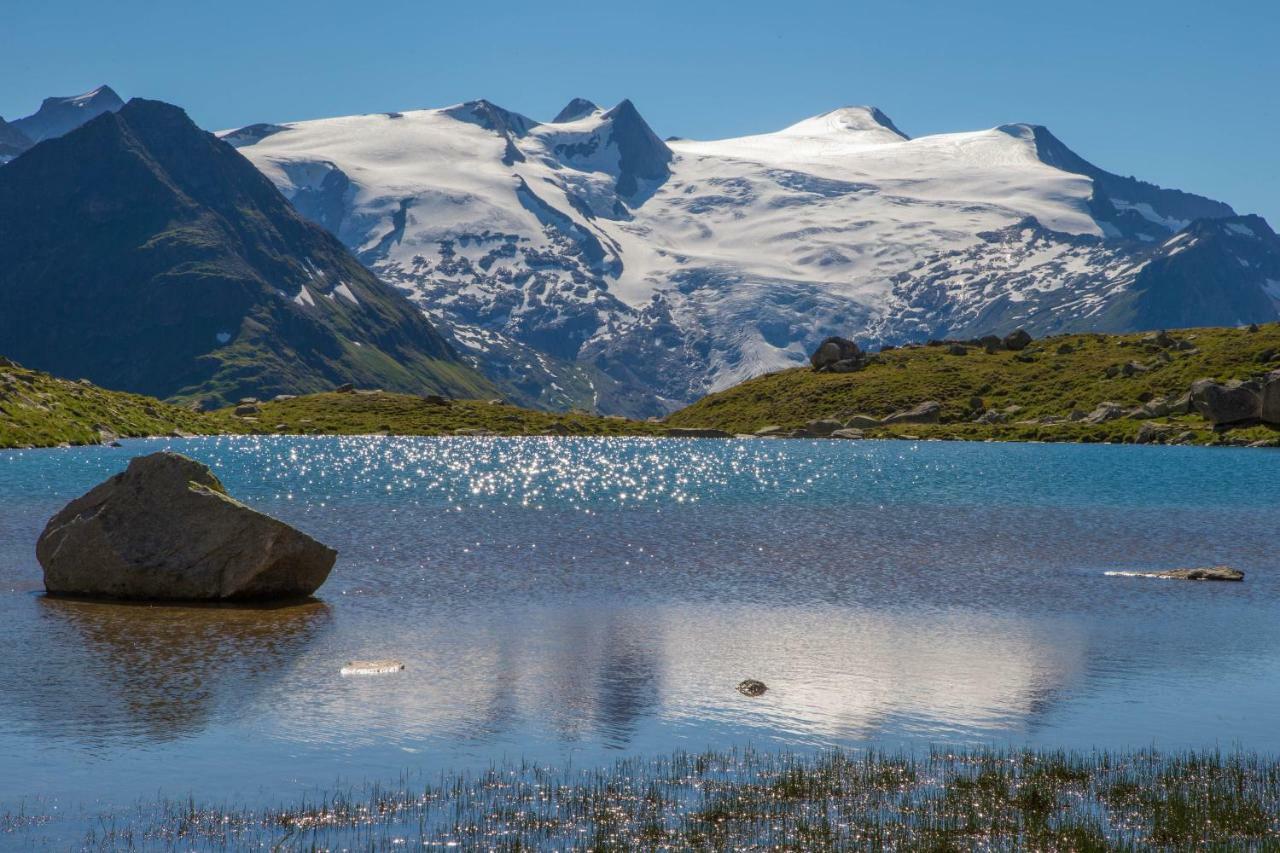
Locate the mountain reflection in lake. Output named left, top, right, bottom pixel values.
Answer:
left=1, top=436, right=1278, bottom=811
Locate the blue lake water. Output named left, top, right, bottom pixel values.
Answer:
left=1, top=436, right=1278, bottom=821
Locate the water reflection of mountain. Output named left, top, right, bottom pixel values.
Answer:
left=274, top=603, right=1081, bottom=750
left=8, top=598, right=331, bottom=744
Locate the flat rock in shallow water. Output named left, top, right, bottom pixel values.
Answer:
left=341, top=660, right=405, bottom=675
left=37, top=451, right=336, bottom=601
left=1105, top=566, right=1245, bottom=582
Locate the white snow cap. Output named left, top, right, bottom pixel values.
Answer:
left=778, top=106, right=908, bottom=142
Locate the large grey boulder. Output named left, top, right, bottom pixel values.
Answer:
left=37, top=452, right=336, bottom=601
left=1190, top=379, right=1262, bottom=425
left=809, top=336, right=862, bottom=371
left=1262, top=370, right=1280, bottom=425
left=805, top=418, right=844, bottom=436
left=1002, top=329, right=1032, bottom=351
left=881, top=401, right=941, bottom=425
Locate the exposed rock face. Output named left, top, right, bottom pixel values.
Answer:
left=810, top=337, right=862, bottom=371
left=1190, top=379, right=1262, bottom=425
left=881, top=401, right=941, bottom=425
left=37, top=452, right=336, bottom=601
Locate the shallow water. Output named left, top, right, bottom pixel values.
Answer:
left=1, top=436, right=1278, bottom=816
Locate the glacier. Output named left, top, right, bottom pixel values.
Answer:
left=225, top=98, right=1280, bottom=416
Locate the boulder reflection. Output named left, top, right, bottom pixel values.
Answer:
left=24, top=598, right=331, bottom=743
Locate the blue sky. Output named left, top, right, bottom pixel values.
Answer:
left=3, top=0, right=1276, bottom=223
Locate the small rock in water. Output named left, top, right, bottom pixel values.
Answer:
left=737, top=679, right=768, bottom=697
left=341, top=659, right=405, bottom=676
left=1104, top=566, right=1244, bottom=582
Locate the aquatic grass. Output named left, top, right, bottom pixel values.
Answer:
left=26, top=746, right=1278, bottom=849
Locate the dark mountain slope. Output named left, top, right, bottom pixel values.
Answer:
left=0, top=98, right=494, bottom=407
left=11, top=84, right=124, bottom=143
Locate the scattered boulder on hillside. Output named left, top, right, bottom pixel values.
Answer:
left=1002, top=329, right=1032, bottom=351
left=1083, top=402, right=1126, bottom=425
left=805, top=418, right=844, bottom=436
left=1261, top=371, right=1280, bottom=425
left=844, top=414, right=882, bottom=429
left=809, top=337, right=864, bottom=371
left=1135, top=422, right=1178, bottom=444
left=947, top=343, right=968, bottom=356
left=37, top=451, right=336, bottom=601
left=1190, top=378, right=1262, bottom=425
left=882, top=401, right=941, bottom=425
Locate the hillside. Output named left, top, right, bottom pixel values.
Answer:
left=0, top=98, right=495, bottom=409
left=0, top=359, right=659, bottom=448
left=668, top=324, right=1280, bottom=445
left=0, top=359, right=229, bottom=448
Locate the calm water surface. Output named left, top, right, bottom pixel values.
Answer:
left=1, top=436, right=1277, bottom=815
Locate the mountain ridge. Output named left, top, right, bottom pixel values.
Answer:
left=207, top=95, right=1280, bottom=414
left=0, top=97, right=495, bottom=407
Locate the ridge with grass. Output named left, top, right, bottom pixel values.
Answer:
left=0, top=359, right=661, bottom=449
left=668, top=324, right=1280, bottom=445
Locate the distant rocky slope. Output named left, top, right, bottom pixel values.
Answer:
left=227, top=97, right=1280, bottom=416
left=0, top=98, right=495, bottom=407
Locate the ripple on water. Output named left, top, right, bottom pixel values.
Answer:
left=0, top=436, right=1278, bottom=810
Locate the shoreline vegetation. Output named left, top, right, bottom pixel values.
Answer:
left=6, top=746, right=1278, bottom=849
left=3, top=324, right=1279, bottom=450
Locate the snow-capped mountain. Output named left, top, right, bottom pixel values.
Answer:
left=226, top=98, right=1280, bottom=415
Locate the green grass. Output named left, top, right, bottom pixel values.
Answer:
left=0, top=360, right=233, bottom=449
left=217, top=391, right=666, bottom=437
left=668, top=324, right=1280, bottom=445
left=8, top=323, right=1280, bottom=449
left=13, top=747, right=1278, bottom=850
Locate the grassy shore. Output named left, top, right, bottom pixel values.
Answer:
left=6, top=323, right=1280, bottom=449
left=221, top=390, right=666, bottom=438
left=667, top=324, right=1280, bottom=445
left=9, top=747, right=1276, bottom=849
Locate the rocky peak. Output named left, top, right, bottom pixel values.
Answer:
left=12, top=84, right=124, bottom=143
left=553, top=97, right=600, bottom=123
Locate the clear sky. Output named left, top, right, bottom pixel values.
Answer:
left=3, top=0, right=1276, bottom=223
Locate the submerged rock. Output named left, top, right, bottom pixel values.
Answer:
left=737, top=679, right=768, bottom=697
left=341, top=659, right=405, bottom=676
left=1105, top=566, right=1245, bottom=582
left=37, top=451, right=336, bottom=601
